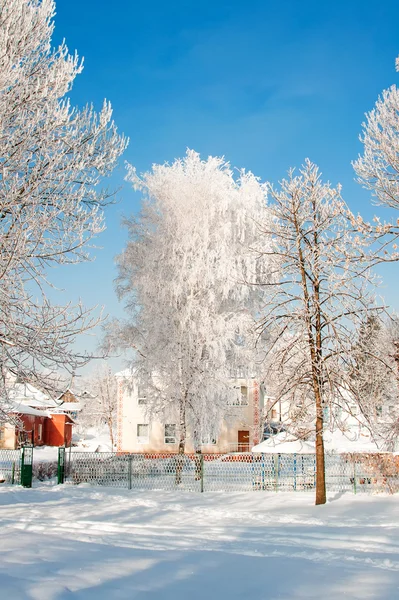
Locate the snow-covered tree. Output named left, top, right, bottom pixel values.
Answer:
left=350, top=316, right=399, bottom=446
left=258, top=160, right=384, bottom=505
left=0, top=0, right=127, bottom=420
left=79, top=367, right=118, bottom=448
left=352, top=55, right=399, bottom=264
left=387, top=319, right=399, bottom=449
left=107, top=150, right=270, bottom=456
left=354, top=56, right=399, bottom=212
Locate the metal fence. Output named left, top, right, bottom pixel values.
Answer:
left=60, top=450, right=399, bottom=494
left=62, top=452, right=203, bottom=491
left=0, top=448, right=21, bottom=484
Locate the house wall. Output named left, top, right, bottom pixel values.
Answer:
left=116, top=376, right=263, bottom=453
left=63, top=416, right=73, bottom=447
left=18, top=414, right=45, bottom=446
left=58, top=390, right=79, bottom=404
left=0, top=423, right=17, bottom=449
left=44, top=414, right=73, bottom=447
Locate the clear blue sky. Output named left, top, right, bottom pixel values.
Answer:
left=50, top=0, right=399, bottom=371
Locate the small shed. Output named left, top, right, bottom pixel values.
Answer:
left=0, top=405, right=49, bottom=449
left=0, top=405, right=75, bottom=449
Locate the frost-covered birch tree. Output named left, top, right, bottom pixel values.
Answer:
left=107, top=150, right=270, bottom=456
left=0, top=0, right=127, bottom=420
left=385, top=319, right=399, bottom=448
left=79, top=367, right=118, bottom=448
left=258, top=160, right=384, bottom=505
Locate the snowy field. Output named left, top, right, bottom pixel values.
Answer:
left=0, top=486, right=398, bottom=600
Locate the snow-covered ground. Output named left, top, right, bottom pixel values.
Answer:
left=33, top=429, right=113, bottom=464
left=0, top=486, right=398, bottom=599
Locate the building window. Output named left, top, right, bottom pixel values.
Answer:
left=201, top=435, right=217, bottom=445
left=229, top=367, right=247, bottom=379
left=270, top=408, right=278, bottom=420
left=137, top=385, right=148, bottom=405
left=333, top=405, right=342, bottom=419
left=37, top=424, right=42, bottom=442
left=240, top=386, right=248, bottom=405
left=228, top=386, right=249, bottom=406
left=137, top=424, right=149, bottom=443
left=164, top=424, right=176, bottom=444
left=376, top=406, right=383, bottom=418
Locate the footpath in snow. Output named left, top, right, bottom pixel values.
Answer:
left=0, top=485, right=398, bottom=599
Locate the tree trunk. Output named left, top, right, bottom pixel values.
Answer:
left=311, top=199, right=326, bottom=506
left=294, top=193, right=327, bottom=505
left=108, top=416, right=114, bottom=450
left=315, top=392, right=326, bottom=505
left=175, top=394, right=187, bottom=484
left=194, top=450, right=202, bottom=481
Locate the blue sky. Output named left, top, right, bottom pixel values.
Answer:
left=51, top=0, right=399, bottom=370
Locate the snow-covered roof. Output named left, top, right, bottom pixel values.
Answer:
left=6, top=383, right=80, bottom=415
left=7, top=383, right=60, bottom=409
left=56, top=387, right=87, bottom=402
left=79, top=390, right=96, bottom=399
left=55, top=387, right=74, bottom=400
left=252, top=429, right=385, bottom=454
left=323, top=429, right=383, bottom=454
left=115, top=368, right=134, bottom=378
left=49, top=412, right=76, bottom=424
left=56, top=402, right=82, bottom=412
left=252, top=433, right=315, bottom=454
left=8, top=402, right=51, bottom=418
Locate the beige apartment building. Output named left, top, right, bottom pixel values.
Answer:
left=116, top=371, right=264, bottom=454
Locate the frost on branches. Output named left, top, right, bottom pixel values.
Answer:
left=350, top=316, right=399, bottom=450
left=354, top=56, right=399, bottom=211
left=79, top=366, right=118, bottom=449
left=0, top=0, right=127, bottom=420
left=352, top=55, right=399, bottom=261
left=107, top=150, right=271, bottom=454
left=258, top=160, right=386, bottom=505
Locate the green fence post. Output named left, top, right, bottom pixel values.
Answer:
left=200, top=454, right=204, bottom=493
left=20, top=447, right=24, bottom=486
left=128, top=455, right=132, bottom=490
left=20, top=445, right=33, bottom=488
left=11, top=461, right=15, bottom=485
left=57, top=447, right=65, bottom=484
left=353, top=460, right=357, bottom=495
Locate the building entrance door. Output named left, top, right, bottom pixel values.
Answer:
left=238, top=430, right=250, bottom=452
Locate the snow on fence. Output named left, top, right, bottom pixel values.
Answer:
left=60, top=450, right=399, bottom=494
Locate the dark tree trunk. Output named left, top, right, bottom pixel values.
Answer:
left=108, top=416, right=114, bottom=450
left=314, top=392, right=326, bottom=505
left=175, top=394, right=187, bottom=484
left=294, top=198, right=327, bottom=506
